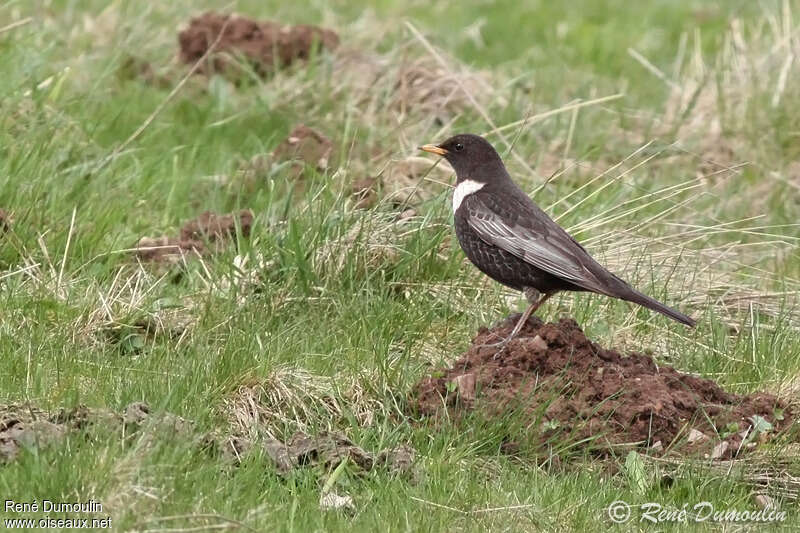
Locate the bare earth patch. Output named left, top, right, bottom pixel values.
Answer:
left=270, top=124, right=334, bottom=178
left=235, top=124, right=334, bottom=188
left=411, top=316, right=792, bottom=459
left=0, top=402, right=191, bottom=463
left=179, top=209, right=254, bottom=243
left=135, top=209, right=253, bottom=264
left=0, top=405, right=66, bottom=463
left=1, top=402, right=416, bottom=482
left=178, top=11, right=339, bottom=78
left=350, top=177, right=379, bottom=209
left=262, top=432, right=416, bottom=477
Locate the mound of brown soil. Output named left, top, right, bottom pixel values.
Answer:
left=135, top=209, right=253, bottom=264
left=412, top=316, right=792, bottom=459
left=178, top=12, right=339, bottom=77
left=271, top=124, right=334, bottom=177
left=180, top=209, right=253, bottom=243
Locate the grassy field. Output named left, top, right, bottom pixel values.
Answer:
left=1, top=0, right=800, bottom=530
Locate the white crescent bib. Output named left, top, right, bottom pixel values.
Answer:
left=452, top=179, right=485, bottom=212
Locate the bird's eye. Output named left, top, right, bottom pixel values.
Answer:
left=455, top=143, right=464, bottom=151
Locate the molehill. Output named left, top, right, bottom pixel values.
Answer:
left=411, top=315, right=792, bottom=459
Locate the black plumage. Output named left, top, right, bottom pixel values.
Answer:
left=420, top=134, right=695, bottom=345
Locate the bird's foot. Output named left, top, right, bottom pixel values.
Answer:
left=478, top=336, right=512, bottom=349
left=477, top=333, right=518, bottom=358
left=478, top=294, right=553, bottom=358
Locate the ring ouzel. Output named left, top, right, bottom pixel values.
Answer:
left=421, top=134, right=695, bottom=345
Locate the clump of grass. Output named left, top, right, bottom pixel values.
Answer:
left=221, top=366, right=392, bottom=440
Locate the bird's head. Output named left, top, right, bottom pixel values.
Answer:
left=419, top=134, right=504, bottom=182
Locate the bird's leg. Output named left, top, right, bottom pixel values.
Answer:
left=481, top=290, right=554, bottom=350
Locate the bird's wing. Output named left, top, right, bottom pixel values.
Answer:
left=463, top=191, right=617, bottom=295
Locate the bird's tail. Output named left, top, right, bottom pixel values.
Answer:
left=617, top=287, right=696, bottom=327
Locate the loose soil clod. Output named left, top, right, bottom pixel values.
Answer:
left=133, top=235, right=204, bottom=264
left=1, top=401, right=417, bottom=483
left=178, top=12, right=339, bottom=78
left=350, top=177, right=379, bottom=209
left=411, top=315, right=792, bottom=459
left=0, top=402, right=193, bottom=463
left=180, top=209, right=253, bottom=243
left=135, top=209, right=253, bottom=264
left=271, top=124, right=333, bottom=177
left=236, top=125, right=333, bottom=185
left=0, top=405, right=66, bottom=463
left=262, top=431, right=416, bottom=477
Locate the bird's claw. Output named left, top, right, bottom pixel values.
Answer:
left=477, top=335, right=513, bottom=358
left=478, top=338, right=509, bottom=348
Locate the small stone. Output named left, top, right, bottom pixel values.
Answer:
left=319, top=492, right=354, bottom=512
left=710, top=441, right=729, bottom=460
left=753, top=493, right=773, bottom=509
left=123, top=402, right=151, bottom=426
left=375, top=444, right=416, bottom=475
left=451, top=373, right=476, bottom=401
left=263, top=438, right=293, bottom=474
left=687, top=429, right=709, bottom=445
left=530, top=335, right=548, bottom=351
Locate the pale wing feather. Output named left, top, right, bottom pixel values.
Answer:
left=465, top=195, right=612, bottom=294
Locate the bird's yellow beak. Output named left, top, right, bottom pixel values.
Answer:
left=419, top=144, right=448, bottom=156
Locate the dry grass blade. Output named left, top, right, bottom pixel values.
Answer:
left=0, top=263, right=41, bottom=282
left=0, top=17, right=33, bottom=35
left=628, top=47, right=679, bottom=89
left=647, top=453, right=800, bottom=501
left=313, top=211, right=428, bottom=276
left=484, top=93, right=625, bottom=137
left=221, top=366, right=386, bottom=439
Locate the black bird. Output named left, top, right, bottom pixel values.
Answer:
left=420, top=134, right=695, bottom=345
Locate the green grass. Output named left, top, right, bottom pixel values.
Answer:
left=1, top=0, right=800, bottom=530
